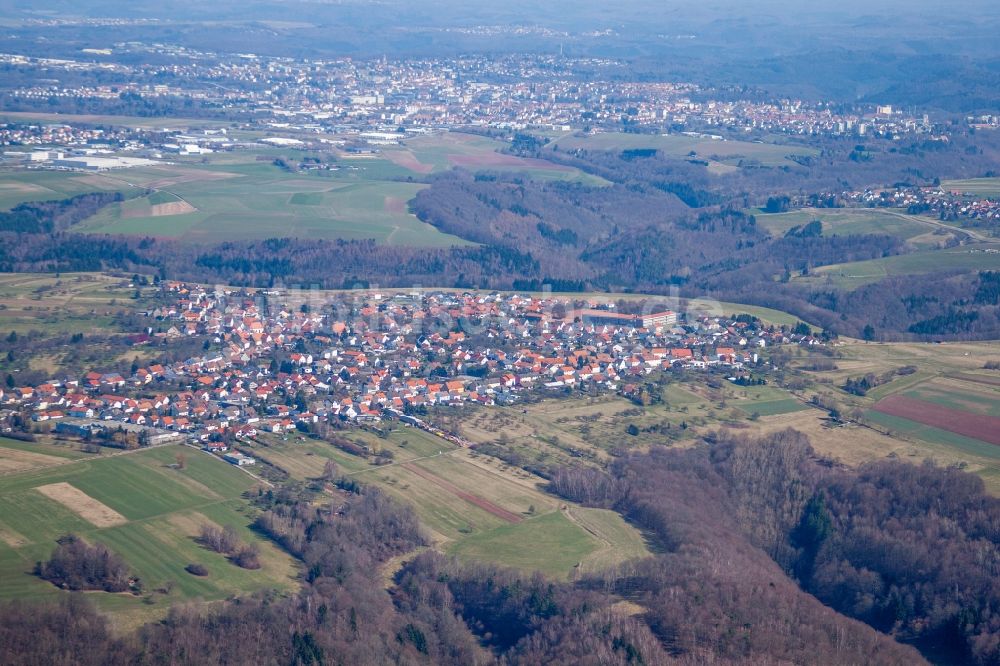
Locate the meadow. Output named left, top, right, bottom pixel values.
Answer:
left=941, top=177, right=1000, bottom=197
left=0, top=443, right=298, bottom=631
left=0, top=272, right=146, bottom=335
left=549, top=132, right=820, bottom=169
left=1, top=130, right=603, bottom=245
left=755, top=208, right=958, bottom=248
left=379, top=132, right=609, bottom=185
left=685, top=297, right=814, bottom=327
left=808, top=243, right=1000, bottom=289
left=72, top=162, right=470, bottom=246
left=252, top=426, right=651, bottom=580
left=0, top=168, right=131, bottom=211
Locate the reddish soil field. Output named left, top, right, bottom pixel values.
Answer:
left=873, top=394, right=1000, bottom=445
left=383, top=196, right=407, bottom=214
left=384, top=150, right=433, bottom=174
left=402, top=462, right=523, bottom=523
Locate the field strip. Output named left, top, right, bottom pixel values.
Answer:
left=401, top=462, right=523, bottom=523
left=34, top=482, right=128, bottom=528
left=456, top=451, right=548, bottom=491
left=873, top=395, right=1000, bottom=446
left=342, top=449, right=458, bottom=476
left=0, top=440, right=179, bottom=479
left=947, top=373, right=1000, bottom=388
left=0, top=524, right=29, bottom=547
left=0, top=447, right=67, bottom=474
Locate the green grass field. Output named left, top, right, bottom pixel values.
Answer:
left=810, top=243, right=1000, bottom=289
left=0, top=169, right=131, bottom=211
left=755, top=208, right=952, bottom=247
left=738, top=398, right=809, bottom=417
left=4, top=132, right=600, bottom=245
left=378, top=132, right=608, bottom=186
left=0, top=436, right=91, bottom=461
left=0, top=445, right=297, bottom=629
left=74, top=169, right=470, bottom=246
left=254, top=426, right=651, bottom=579
left=941, top=177, right=1000, bottom=197
left=1, top=127, right=604, bottom=247
left=685, top=297, right=814, bottom=327
left=549, top=132, right=818, bottom=169
left=448, top=510, right=599, bottom=578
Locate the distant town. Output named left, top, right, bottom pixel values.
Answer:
left=0, top=47, right=957, bottom=144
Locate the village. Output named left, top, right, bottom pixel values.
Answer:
left=0, top=281, right=823, bottom=463
left=791, top=184, right=1000, bottom=229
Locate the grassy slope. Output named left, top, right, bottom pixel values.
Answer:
left=941, top=177, right=1000, bottom=197
left=0, top=445, right=297, bottom=628
left=755, top=208, right=952, bottom=247
left=0, top=169, right=131, bottom=211
left=254, top=428, right=650, bottom=579
left=549, top=132, right=818, bottom=168
left=809, top=243, right=1000, bottom=289
left=74, top=163, right=471, bottom=246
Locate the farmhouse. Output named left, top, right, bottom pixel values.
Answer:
left=223, top=452, right=257, bottom=466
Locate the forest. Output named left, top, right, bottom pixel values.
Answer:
left=5, top=429, right=998, bottom=664
left=550, top=430, right=1000, bottom=665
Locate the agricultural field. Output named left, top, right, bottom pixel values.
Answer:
left=941, top=177, right=1000, bottom=197
left=73, top=162, right=469, bottom=246
left=807, top=243, right=1000, bottom=290
left=378, top=132, right=608, bottom=185
left=0, top=444, right=298, bottom=631
left=0, top=436, right=91, bottom=475
left=252, top=427, right=651, bottom=580
left=868, top=382, right=1000, bottom=448
left=0, top=168, right=131, bottom=211
left=448, top=337, right=1000, bottom=494
left=548, top=132, right=819, bottom=169
left=755, top=208, right=960, bottom=248
left=2, top=129, right=604, bottom=246
left=0, top=272, right=148, bottom=335
left=798, top=339, right=1000, bottom=490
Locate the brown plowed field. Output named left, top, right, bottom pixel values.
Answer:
left=384, top=150, right=433, bottom=174
left=873, top=394, right=1000, bottom=445
left=402, top=462, right=523, bottom=523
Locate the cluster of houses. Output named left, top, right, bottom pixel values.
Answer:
left=801, top=186, right=1000, bottom=227
left=0, top=283, right=823, bottom=449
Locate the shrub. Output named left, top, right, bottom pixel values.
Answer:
left=185, top=563, right=208, bottom=577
